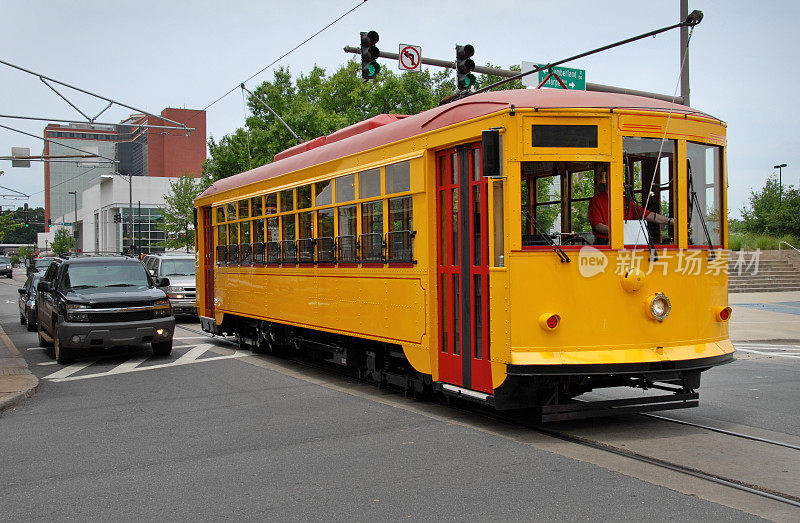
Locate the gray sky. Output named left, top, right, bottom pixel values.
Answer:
left=1, top=0, right=797, bottom=218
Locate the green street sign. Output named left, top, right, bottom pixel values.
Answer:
left=537, top=64, right=585, bottom=90
left=521, top=61, right=586, bottom=90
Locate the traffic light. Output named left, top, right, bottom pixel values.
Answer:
left=23, top=203, right=28, bottom=227
left=360, top=31, right=381, bottom=80
left=456, top=44, right=476, bottom=91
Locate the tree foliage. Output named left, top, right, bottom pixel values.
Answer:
left=740, top=176, right=800, bottom=238
left=1, top=207, right=45, bottom=244
left=202, top=59, right=524, bottom=183
left=52, top=228, right=75, bottom=257
left=158, top=174, right=207, bottom=252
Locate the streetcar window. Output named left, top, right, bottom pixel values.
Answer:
left=266, top=217, right=279, bottom=242
left=228, top=222, right=238, bottom=245
left=532, top=125, right=598, bottom=148
left=227, top=202, right=237, bottom=221
left=386, top=161, right=410, bottom=194
left=315, top=180, right=332, bottom=206
left=336, top=174, right=355, bottom=203
left=253, top=219, right=264, bottom=243
left=359, top=168, right=381, bottom=199
left=240, top=221, right=251, bottom=244
left=387, top=196, right=413, bottom=263
left=281, top=214, right=295, bottom=241
left=298, top=211, right=313, bottom=239
left=280, top=189, right=294, bottom=212
left=317, top=208, right=334, bottom=238
left=265, top=193, right=277, bottom=214
left=238, top=199, right=249, bottom=220
left=216, top=206, right=225, bottom=223
left=361, top=200, right=383, bottom=262
left=623, top=138, right=677, bottom=245
left=687, top=142, right=723, bottom=247
left=338, top=205, right=356, bottom=236
left=521, top=161, right=610, bottom=247
left=251, top=196, right=263, bottom=217
left=217, top=225, right=227, bottom=245
left=297, top=185, right=312, bottom=209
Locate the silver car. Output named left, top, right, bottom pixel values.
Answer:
left=143, top=253, right=197, bottom=316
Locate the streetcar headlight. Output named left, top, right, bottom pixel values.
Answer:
left=648, top=293, right=671, bottom=322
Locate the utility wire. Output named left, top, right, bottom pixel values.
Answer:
left=185, top=0, right=369, bottom=127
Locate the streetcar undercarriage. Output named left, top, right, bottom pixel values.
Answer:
left=201, top=314, right=725, bottom=422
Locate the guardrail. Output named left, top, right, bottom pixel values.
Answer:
left=778, top=241, right=800, bottom=257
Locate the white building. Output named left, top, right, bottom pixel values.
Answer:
left=39, top=175, right=188, bottom=255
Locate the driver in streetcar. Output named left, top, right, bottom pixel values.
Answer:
left=588, top=171, right=673, bottom=245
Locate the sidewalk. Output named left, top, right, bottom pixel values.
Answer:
left=729, top=290, right=800, bottom=343
left=0, top=323, right=39, bottom=415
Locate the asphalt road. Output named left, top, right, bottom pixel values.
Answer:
left=0, top=270, right=784, bottom=521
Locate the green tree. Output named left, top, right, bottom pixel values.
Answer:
left=3, top=207, right=45, bottom=244
left=741, top=176, right=800, bottom=238
left=158, top=174, right=207, bottom=252
left=52, top=228, right=75, bottom=256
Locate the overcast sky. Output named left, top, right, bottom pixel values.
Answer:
left=1, top=0, right=797, bottom=218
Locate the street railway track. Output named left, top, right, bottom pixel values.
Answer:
left=176, top=323, right=800, bottom=510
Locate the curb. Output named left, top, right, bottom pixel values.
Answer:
left=0, top=381, right=39, bottom=415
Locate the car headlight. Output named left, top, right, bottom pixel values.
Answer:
left=66, top=303, right=90, bottom=322
left=648, top=293, right=672, bottom=322
left=166, top=286, right=184, bottom=293
left=153, top=298, right=172, bottom=318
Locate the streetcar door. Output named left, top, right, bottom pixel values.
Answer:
left=202, top=206, right=214, bottom=317
left=436, top=144, right=492, bottom=393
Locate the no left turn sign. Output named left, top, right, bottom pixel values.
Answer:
left=398, top=44, right=422, bottom=72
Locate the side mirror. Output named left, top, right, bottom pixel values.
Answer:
left=18, top=288, right=26, bottom=295
left=37, top=281, right=52, bottom=293
left=156, top=277, right=170, bottom=287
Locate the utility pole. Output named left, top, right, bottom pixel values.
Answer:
left=680, top=0, right=691, bottom=106
left=68, top=190, right=77, bottom=249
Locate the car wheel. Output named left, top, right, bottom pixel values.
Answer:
left=20, top=312, right=26, bottom=325
left=26, top=311, right=36, bottom=332
left=152, top=340, right=173, bottom=357
left=54, top=329, right=72, bottom=365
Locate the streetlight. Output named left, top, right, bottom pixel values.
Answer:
left=775, top=163, right=787, bottom=207
left=67, top=190, right=77, bottom=246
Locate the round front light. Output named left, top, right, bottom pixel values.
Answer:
left=649, top=293, right=671, bottom=322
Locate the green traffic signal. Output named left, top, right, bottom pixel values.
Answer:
left=456, top=44, right=476, bottom=91
left=360, top=30, right=380, bottom=80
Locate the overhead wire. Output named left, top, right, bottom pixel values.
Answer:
left=183, top=0, right=369, bottom=128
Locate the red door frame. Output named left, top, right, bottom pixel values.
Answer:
left=436, top=144, right=492, bottom=393
left=202, top=206, right=214, bottom=317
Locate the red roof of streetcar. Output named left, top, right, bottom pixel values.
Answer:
left=199, top=88, right=719, bottom=199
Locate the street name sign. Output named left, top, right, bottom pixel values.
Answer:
left=521, top=61, right=586, bottom=90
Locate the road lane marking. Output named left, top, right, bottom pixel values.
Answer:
left=37, top=361, right=58, bottom=366
left=173, top=344, right=213, bottom=364
left=42, top=360, right=97, bottom=380
left=27, top=347, right=46, bottom=351
left=736, top=348, right=800, bottom=360
left=105, top=355, right=148, bottom=375
left=173, top=336, right=212, bottom=340
left=43, top=344, right=247, bottom=383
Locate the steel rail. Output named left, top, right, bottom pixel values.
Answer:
left=642, top=413, right=800, bottom=451
left=174, top=323, right=800, bottom=508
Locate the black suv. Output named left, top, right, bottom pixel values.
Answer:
left=37, top=256, right=175, bottom=364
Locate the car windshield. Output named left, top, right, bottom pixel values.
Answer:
left=62, top=262, right=151, bottom=291
left=35, top=259, right=52, bottom=268
left=160, top=259, right=196, bottom=276
left=0, top=257, right=9, bottom=263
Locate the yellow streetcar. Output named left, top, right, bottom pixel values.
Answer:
left=194, top=88, right=733, bottom=421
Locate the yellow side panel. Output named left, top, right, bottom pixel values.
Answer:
left=215, top=269, right=427, bottom=348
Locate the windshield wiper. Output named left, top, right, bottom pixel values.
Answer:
left=522, top=209, right=570, bottom=263
left=103, top=283, right=137, bottom=287
left=68, top=284, right=96, bottom=290
left=165, top=273, right=190, bottom=276
left=687, top=160, right=716, bottom=260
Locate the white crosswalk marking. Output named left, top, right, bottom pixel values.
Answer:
left=43, top=360, right=97, bottom=380
left=42, top=343, right=247, bottom=383
left=736, top=344, right=800, bottom=360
